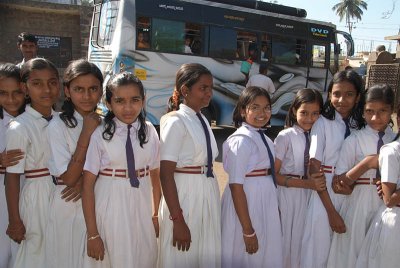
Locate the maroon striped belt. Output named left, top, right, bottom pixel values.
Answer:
left=322, top=165, right=335, bottom=174
left=25, top=168, right=50, bottom=179
left=99, top=166, right=149, bottom=178
left=175, top=165, right=212, bottom=175
left=355, top=177, right=379, bottom=185
left=245, top=168, right=272, bottom=177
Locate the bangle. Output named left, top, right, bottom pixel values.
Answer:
left=87, top=234, right=100, bottom=241
left=169, top=209, right=183, bottom=221
left=243, top=231, right=256, bottom=238
left=284, top=176, right=291, bottom=188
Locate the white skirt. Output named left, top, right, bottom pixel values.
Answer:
left=356, top=205, right=400, bottom=268
left=278, top=185, right=310, bottom=268
left=158, top=173, right=221, bottom=268
left=14, top=177, right=55, bottom=268
left=327, top=185, right=382, bottom=268
left=45, top=185, right=86, bottom=268
left=221, top=176, right=283, bottom=268
left=82, top=175, right=157, bottom=268
left=0, top=177, right=19, bottom=268
left=300, top=173, right=344, bottom=268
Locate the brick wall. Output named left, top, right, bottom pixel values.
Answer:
left=0, top=0, right=92, bottom=65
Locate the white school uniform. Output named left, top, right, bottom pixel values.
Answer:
left=6, top=105, right=56, bottom=268
left=300, top=112, right=354, bottom=268
left=221, top=123, right=283, bottom=268
left=274, top=125, right=311, bottom=268
left=45, top=112, right=87, bottom=268
left=355, top=138, right=400, bottom=268
left=0, top=111, right=21, bottom=268
left=158, top=104, right=221, bottom=268
left=82, top=118, right=159, bottom=268
left=327, top=126, right=394, bottom=268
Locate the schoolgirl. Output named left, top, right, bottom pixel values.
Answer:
left=221, top=86, right=282, bottom=267
left=45, top=59, right=103, bottom=268
left=300, top=69, right=365, bottom=267
left=355, top=101, right=400, bottom=268
left=81, top=72, right=161, bottom=267
left=158, top=63, right=220, bottom=268
left=5, top=58, right=60, bottom=267
left=328, top=84, right=396, bottom=268
left=274, top=88, right=325, bottom=268
left=0, top=63, right=25, bottom=268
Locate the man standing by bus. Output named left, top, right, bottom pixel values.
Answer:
left=16, top=32, right=38, bottom=68
left=246, top=62, right=276, bottom=96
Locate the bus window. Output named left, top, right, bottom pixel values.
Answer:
left=185, top=23, right=202, bottom=55
left=209, top=26, right=237, bottom=59
left=237, top=31, right=257, bottom=61
left=91, top=0, right=119, bottom=48
left=261, top=33, right=272, bottom=62
left=312, top=44, right=326, bottom=68
left=151, top=18, right=185, bottom=53
left=271, top=36, right=306, bottom=65
left=137, top=17, right=150, bottom=49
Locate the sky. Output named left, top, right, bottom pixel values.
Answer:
left=272, top=0, right=399, bottom=53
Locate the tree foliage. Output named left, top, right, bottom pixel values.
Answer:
left=332, top=0, right=368, bottom=34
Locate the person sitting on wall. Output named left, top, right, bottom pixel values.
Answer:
left=246, top=62, right=276, bottom=96
left=16, top=32, right=38, bottom=68
left=375, top=45, right=394, bottom=64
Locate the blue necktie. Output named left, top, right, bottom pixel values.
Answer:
left=42, top=115, right=53, bottom=122
left=376, top=131, right=385, bottom=178
left=196, top=113, right=214, bottom=178
left=343, top=118, right=351, bottom=139
left=126, top=124, right=139, bottom=187
left=258, top=129, right=277, bottom=187
left=304, top=131, right=310, bottom=179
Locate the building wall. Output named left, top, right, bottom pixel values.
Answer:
left=0, top=0, right=92, bottom=66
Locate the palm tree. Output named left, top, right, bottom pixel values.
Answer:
left=332, top=0, right=368, bottom=34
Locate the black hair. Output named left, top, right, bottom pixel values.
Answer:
left=394, top=101, right=400, bottom=141
left=60, top=59, right=103, bottom=128
left=0, top=63, right=26, bottom=119
left=365, top=84, right=395, bottom=110
left=20, top=58, right=59, bottom=106
left=102, top=72, right=148, bottom=147
left=17, top=32, right=37, bottom=46
left=285, top=88, right=323, bottom=127
left=322, top=69, right=365, bottom=129
left=233, top=86, right=272, bottom=128
left=168, top=63, right=212, bottom=112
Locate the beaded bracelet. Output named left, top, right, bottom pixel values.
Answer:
left=243, top=231, right=256, bottom=238
left=87, top=234, right=100, bottom=241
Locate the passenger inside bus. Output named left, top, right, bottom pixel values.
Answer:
left=137, top=32, right=150, bottom=49
left=184, top=35, right=193, bottom=54
left=261, top=43, right=269, bottom=62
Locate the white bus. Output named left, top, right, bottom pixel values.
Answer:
left=88, top=0, right=354, bottom=126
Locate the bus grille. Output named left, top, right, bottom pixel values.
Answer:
left=89, top=50, right=113, bottom=63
